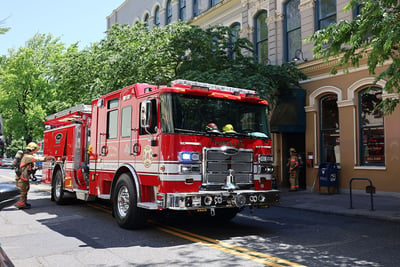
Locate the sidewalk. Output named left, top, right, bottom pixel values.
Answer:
left=278, top=188, right=400, bottom=223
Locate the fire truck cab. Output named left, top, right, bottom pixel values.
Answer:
left=42, top=80, right=279, bottom=229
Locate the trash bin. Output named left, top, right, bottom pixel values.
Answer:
left=318, top=162, right=339, bottom=194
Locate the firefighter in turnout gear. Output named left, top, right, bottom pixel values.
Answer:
left=16, top=142, right=54, bottom=209
left=287, top=147, right=299, bottom=191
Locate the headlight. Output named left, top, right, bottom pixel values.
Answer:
left=179, top=152, right=201, bottom=163
left=260, top=165, right=274, bottom=174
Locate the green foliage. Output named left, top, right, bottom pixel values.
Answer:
left=54, top=22, right=306, bottom=106
left=0, top=18, right=10, bottom=35
left=307, top=0, right=400, bottom=114
left=0, top=33, right=66, bottom=143
left=5, top=138, right=25, bottom=158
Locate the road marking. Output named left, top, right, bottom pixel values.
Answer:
left=1, top=174, right=304, bottom=266
left=150, top=221, right=305, bottom=267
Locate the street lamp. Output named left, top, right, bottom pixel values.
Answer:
left=292, top=49, right=307, bottom=62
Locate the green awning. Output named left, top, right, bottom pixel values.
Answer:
left=270, top=88, right=305, bottom=133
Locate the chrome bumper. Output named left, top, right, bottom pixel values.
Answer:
left=157, top=190, right=280, bottom=210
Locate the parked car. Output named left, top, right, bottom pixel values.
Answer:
left=0, top=158, right=14, bottom=169
left=0, top=184, right=20, bottom=211
left=34, top=151, right=43, bottom=169
left=0, top=184, right=19, bottom=266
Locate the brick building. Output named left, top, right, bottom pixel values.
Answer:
left=107, top=0, right=400, bottom=195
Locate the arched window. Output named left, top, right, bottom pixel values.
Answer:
left=144, top=13, right=149, bottom=28
left=284, top=0, right=301, bottom=62
left=154, top=6, right=160, bottom=27
left=193, top=0, right=199, bottom=17
left=254, top=11, right=268, bottom=64
left=228, top=22, right=241, bottom=60
left=316, top=0, right=336, bottom=30
left=358, top=87, right=384, bottom=166
left=319, top=94, right=340, bottom=163
left=166, top=0, right=172, bottom=25
left=179, top=0, right=187, bottom=21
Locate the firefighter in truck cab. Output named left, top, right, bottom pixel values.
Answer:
left=42, top=80, right=279, bottom=229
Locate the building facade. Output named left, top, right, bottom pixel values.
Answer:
left=107, top=0, right=400, bottom=195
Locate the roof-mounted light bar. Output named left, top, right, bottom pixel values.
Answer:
left=171, top=79, right=256, bottom=95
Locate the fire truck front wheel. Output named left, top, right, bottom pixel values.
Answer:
left=113, top=173, right=146, bottom=229
left=52, top=170, right=66, bottom=205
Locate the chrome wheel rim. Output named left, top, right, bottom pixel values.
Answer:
left=117, top=185, right=130, bottom=218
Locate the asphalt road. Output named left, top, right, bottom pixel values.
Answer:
left=0, top=168, right=399, bottom=267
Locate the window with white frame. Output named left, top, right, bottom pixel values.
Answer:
left=316, top=0, right=336, bottom=30
left=358, top=87, right=384, bottom=166
left=254, top=11, right=268, bottom=64
left=284, top=0, right=301, bottom=62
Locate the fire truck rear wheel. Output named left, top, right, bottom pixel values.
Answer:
left=113, top=173, right=146, bottom=229
left=52, top=170, right=66, bottom=205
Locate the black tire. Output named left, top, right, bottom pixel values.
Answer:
left=52, top=170, right=66, bottom=204
left=211, top=208, right=239, bottom=221
left=112, top=173, right=146, bottom=229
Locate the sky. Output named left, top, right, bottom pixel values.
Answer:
left=0, top=0, right=123, bottom=56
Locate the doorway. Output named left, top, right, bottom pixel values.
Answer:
left=282, top=132, right=305, bottom=189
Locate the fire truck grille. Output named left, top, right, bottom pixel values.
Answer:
left=203, top=147, right=253, bottom=189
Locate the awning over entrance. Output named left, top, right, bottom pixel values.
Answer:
left=270, top=88, right=305, bottom=133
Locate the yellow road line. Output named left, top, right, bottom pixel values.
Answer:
left=151, top=221, right=305, bottom=267
left=156, top=225, right=285, bottom=266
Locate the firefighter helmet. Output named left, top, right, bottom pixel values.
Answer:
left=205, top=123, right=219, bottom=132
left=26, top=142, right=39, bottom=152
left=222, top=124, right=236, bottom=133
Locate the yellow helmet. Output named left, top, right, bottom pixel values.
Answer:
left=26, top=142, right=39, bottom=151
left=222, top=124, right=236, bottom=133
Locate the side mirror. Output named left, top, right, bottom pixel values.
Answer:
left=140, top=100, right=153, bottom=129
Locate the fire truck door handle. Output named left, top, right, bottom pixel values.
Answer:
left=132, top=143, right=139, bottom=156
left=99, top=133, right=107, bottom=156
left=101, top=145, right=108, bottom=156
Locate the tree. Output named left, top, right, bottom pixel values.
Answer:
left=53, top=22, right=306, bottom=107
left=0, top=18, right=10, bottom=35
left=0, top=33, right=67, bottom=144
left=307, top=0, right=400, bottom=114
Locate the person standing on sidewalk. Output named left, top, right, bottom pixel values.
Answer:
left=16, top=142, right=54, bottom=209
left=287, top=147, right=299, bottom=191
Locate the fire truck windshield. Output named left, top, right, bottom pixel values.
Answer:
left=160, top=93, right=270, bottom=139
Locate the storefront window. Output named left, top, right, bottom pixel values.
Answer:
left=359, top=88, right=384, bottom=166
left=320, top=95, right=340, bottom=163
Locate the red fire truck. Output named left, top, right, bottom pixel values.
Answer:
left=42, top=80, right=279, bottom=229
